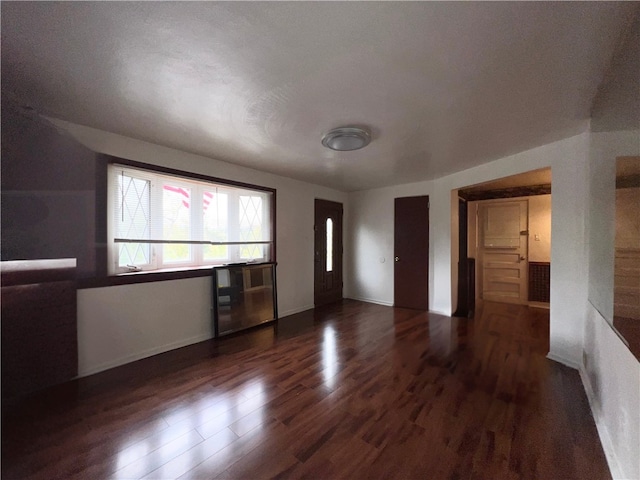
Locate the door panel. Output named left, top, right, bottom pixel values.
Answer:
left=479, top=200, right=528, bottom=304
left=314, top=200, right=343, bottom=306
left=394, top=196, right=429, bottom=310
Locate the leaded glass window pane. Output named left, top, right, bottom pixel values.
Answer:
left=116, top=174, right=150, bottom=267
left=239, top=195, right=263, bottom=259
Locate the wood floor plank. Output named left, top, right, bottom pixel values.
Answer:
left=139, top=427, right=238, bottom=480
left=110, top=429, right=205, bottom=480
left=176, top=416, right=287, bottom=480
left=2, top=300, right=612, bottom=480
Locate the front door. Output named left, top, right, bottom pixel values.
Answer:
left=314, top=199, right=343, bottom=307
left=479, top=200, right=528, bottom=304
left=394, top=196, right=429, bottom=310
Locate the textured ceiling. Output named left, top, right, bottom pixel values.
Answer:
left=2, top=2, right=638, bottom=191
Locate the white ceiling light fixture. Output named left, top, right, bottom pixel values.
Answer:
left=322, top=127, right=371, bottom=151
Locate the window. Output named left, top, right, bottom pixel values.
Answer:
left=326, top=218, right=333, bottom=272
left=108, top=164, right=274, bottom=274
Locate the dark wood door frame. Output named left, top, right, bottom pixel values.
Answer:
left=394, top=196, right=429, bottom=310
left=314, top=199, right=343, bottom=307
left=454, top=197, right=475, bottom=317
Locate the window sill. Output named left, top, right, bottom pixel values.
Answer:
left=78, top=261, right=276, bottom=289
left=78, top=266, right=214, bottom=289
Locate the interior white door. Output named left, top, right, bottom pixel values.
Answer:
left=479, top=200, right=528, bottom=304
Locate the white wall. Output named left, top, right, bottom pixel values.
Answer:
left=51, top=119, right=348, bottom=376
left=528, top=194, right=551, bottom=262
left=346, top=181, right=432, bottom=307
left=348, top=132, right=591, bottom=367
left=77, top=277, right=212, bottom=375
left=582, top=304, right=640, bottom=480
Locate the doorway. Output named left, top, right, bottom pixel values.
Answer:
left=394, top=196, right=429, bottom=310
left=314, top=199, right=343, bottom=307
left=478, top=200, right=528, bottom=304
left=457, top=168, right=552, bottom=309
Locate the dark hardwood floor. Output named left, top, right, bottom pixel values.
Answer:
left=2, top=300, right=611, bottom=480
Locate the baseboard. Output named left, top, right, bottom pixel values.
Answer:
left=78, top=332, right=214, bottom=378
left=579, top=366, right=624, bottom=480
left=346, top=296, right=393, bottom=307
left=546, top=351, right=581, bottom=370
left=278, top=304, right=315, bottom=318
left=348, top=296, right=451, bottom=314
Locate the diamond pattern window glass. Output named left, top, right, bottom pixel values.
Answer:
left=115, top=173, right=151, bottom=268
left=108, top=164, right=274, bottom=274
left=239, top=195, right=263, bottom=260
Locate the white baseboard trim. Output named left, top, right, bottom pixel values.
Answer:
left=78, top=332, right=214, bottom=378
left=348, top=297, right=451, bottom=315
left=546, top=351, right=581, bottom=370
left=278, top=304, right=315, bottom=318
left=346, top=296, right=393, bottom=307
left=579, top=366, right=623, bottom=480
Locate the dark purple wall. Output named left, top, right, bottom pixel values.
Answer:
left=1, top=96, right=99, bottom=278
left=2, top=260, right=78, bottom=399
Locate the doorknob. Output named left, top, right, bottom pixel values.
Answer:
left=395, top=256, right=399, bottom=262
left=519, top=256, right=526, bottom=262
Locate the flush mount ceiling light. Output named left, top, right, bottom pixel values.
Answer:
left=321, top=127, right=371, bottom=151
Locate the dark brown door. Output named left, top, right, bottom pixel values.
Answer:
left=394, top=196, right=429, bottom=310
left=314, top=199, right=343, bottom=306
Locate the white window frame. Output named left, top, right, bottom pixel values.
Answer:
left=108, top=163, right=273, bottom=275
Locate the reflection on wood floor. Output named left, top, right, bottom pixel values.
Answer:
left=2, top=300, right=610, bottom=479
